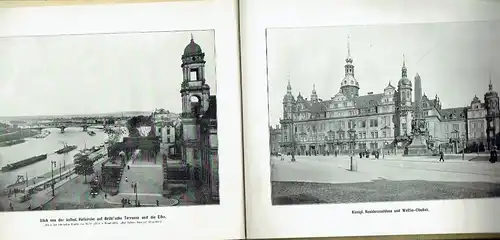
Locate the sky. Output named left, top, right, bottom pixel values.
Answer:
left=0, top=30, right=216, bottom=117
left=267, top=21, right=500, bottom=127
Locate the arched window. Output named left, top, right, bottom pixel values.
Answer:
left=190, top=95, right=201, bottom=117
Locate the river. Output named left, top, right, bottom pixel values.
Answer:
left=0, top=128, right=109, bottom=189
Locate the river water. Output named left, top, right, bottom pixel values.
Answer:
left=0, top=128, right=109, bottom=189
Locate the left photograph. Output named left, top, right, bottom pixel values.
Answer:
left=0, top=30, right=219, bottom=211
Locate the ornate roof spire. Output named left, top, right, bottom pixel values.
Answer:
left=190, top=33, right=194, bottom=42
left=345, top=35, right=353, bottom=63
left=489, top=71, right=493, bottom=91
left=347, top=35, right=351, bottom=58
left=401, top=54, right=408, bottom=78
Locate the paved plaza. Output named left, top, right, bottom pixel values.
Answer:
left=271, top=154, right=500, bottom=204
left=109, top=155, right=179, bottom=207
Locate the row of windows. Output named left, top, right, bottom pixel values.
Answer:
left=284, top=129, right=393, bottom=142
left=469, top=110, right=486, bottom=118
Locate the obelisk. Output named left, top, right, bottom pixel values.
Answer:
left=406, top=73, right=431, bottom=156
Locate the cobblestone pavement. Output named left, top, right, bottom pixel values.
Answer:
left=271, top=155, right=500, bottom=184
left=271, top=154, right=500, bottom=204
left=272, top=180, right=500, bottom=205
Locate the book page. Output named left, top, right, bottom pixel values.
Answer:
left=241, top=0, right=500, bottom=238
left=0, top=1, right=244, bottom=239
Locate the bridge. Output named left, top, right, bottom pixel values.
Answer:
left=23, top=120, right=107, bottom=133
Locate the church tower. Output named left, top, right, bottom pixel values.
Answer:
left=180, top=35, right=211, bottom=168
left=339, top=36, right=360, bottom=98
left=310, top=84, right=318, bottom=102
left=395, top=55, right=413, bottom=136
left=484, top=75, right=499, bottom=152
left=281, top=75, right=296, bottom=155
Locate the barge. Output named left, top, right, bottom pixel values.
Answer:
left=1, top=154, right=48, bottom=172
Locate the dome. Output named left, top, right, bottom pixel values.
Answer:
left=183, top=38, right=203, bottom=57
left=283, top=93, right=295, bottom=102
left=340, top=75, right=359, bottom=88
left=471, top=95, right=481, bottom=104
left=398, top=77, right=412, bottom=87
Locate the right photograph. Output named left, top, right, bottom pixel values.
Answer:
left=266, top=21, right=500, bottom=205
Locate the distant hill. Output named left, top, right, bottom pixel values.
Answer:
left=0, top=111, right=162, bottom=121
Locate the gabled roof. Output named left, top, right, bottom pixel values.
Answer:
left=440, top=107, right=467, bottom=121
left=305, top=101, right=327, bottom=114
left=354, top=93, right=384, bottom=108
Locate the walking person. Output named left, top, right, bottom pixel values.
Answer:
left=490, top=146, right=498, bottom=163
left=156, top=200, right=159, bottom=206
left=439, top=150, right=444, bottom=162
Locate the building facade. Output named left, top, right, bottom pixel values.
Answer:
left=269, top=125, right=282, bottom=155
left=277, top=40, right=497, bottom=155
left=178, top=36, right=219, bottom=203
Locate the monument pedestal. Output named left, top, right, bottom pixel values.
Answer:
left=405, top=135, right=431, bottom=156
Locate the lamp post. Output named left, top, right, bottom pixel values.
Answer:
left=348, top=126, right=356, bottom=171
left=461, top=133, right=466, bottom=160
left=383, top=142, right=388, bottom=159
left=50, top=161, right=56, bottom=196
left=290, top=114, right=296, bottom=162
left=133, top=182, right=138, bottom=206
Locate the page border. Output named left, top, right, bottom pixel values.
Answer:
left=0, top=1, right=244, bottom=239
left=241, top=0, right=500, bottom=238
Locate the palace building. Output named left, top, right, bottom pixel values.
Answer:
left=276, top=40, right=499, bottom=156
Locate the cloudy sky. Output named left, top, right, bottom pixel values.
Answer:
left=0, top=30, right=216, bottom=117
left=267, top=21, right=500, bottom=126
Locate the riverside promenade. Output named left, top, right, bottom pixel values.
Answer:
left=0, top=149, right=108, bottom=211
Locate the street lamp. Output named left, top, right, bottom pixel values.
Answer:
left=290, top=114, right=296, bottom=162
left=133, top=182, right=138, bottom=206
left=348, top=126, right=356, bottom=171
left=383, top=142, right=388, bottom=159
left=461, top=133, right=466, bottom=160
left=50, top=161, right=56, bottom=196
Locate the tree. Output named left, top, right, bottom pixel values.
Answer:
left=74, top=156, right=95, bottom=183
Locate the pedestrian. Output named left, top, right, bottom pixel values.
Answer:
left=156, top=200, right=159, bottom=206
left=439, top=150, right=444, bottom=162
left=125, top=177, right=128, bottom=183
left=28, top=204, right=31, bottom=210
left=127, top=165, right=130, bottom=170
left=104, top=193, right=107, bottom=199
left=490, top=146, right=498, bottom=163
left=9, top=202, right=13, bottom=211
left=359, top=152, right=362, bottom=159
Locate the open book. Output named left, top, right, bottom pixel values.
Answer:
left=1, top=0, right=500, bottom=239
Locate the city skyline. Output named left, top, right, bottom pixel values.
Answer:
left=266, top=21, right=500, bottom=126
left=0, top=30, right=217, bottom=117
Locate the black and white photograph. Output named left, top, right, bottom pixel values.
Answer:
left=0, top=30, right=219, bottom=211
left=267, top=21, right=500, bottom=205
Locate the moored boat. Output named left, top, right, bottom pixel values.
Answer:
left=55, top=144, right=77, bottom=154
left=1, top=154, right=48, bottom=172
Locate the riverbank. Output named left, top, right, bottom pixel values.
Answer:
left=0, top=129, right=39, bottom=143
left=0, top=139, right=26, bottom=147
